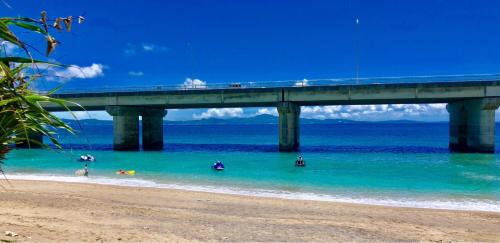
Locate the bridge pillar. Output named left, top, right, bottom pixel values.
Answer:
left=277, top=102, right=300, bottom=151
left=142, top=108, right=167, bottom=150
left=447, top=98, right=500, bottom=153
left=106, top=106, right=141, bottom=151
left=16, top=131, right=43, bottom=148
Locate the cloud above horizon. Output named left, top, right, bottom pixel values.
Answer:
left=294, top=79, right=309, bottom=87
left=128, top=71, right=144, bottom=76
left=142, top=43, right=169, bottom=52
left=255, top=108, right=278, bottom=116
left=55, top=104, right=500, bottom=122
left=54, top=111, right=111, bottom=120
left=190, top=104, right=450, bottom=121
left=43, top=63, right=105, bottom=82
left=182, top=78, right=207, bottom=89
left=123, top=43, right=169, bottom=56
left=299, top=104, right=448, bottom=120
left=0, top=41, right=19, bottom=55
left=54, top=63, right=105, bottom=80
left=193, top=108, right=244, bottom=119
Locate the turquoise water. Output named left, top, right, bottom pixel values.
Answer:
left=3, top=123, right=500, bottom=211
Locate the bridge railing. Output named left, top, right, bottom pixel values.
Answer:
left=45, top=73, right=500, bottom=94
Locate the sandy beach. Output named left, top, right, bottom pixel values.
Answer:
left=0, top=180, right=499, bottom=242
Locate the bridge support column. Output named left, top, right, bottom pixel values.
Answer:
left=277, top=102, right=300, bottom=151
left=17, top=131, right=43, bottom=148
left=106, top=106, right=140, bottom=151
left=142, top=108, right=167, bottom=150
left=447, top=98, right=500, bottom=153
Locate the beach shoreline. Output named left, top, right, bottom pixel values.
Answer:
left=1, top=179, right=499, bottom=242
left=4, top=173, right=500, bottom=213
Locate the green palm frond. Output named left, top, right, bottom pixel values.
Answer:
left=0, top=11, right=84, bottom=163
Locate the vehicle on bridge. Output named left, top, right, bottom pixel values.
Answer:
left=228, top=83, right=242, bottom=88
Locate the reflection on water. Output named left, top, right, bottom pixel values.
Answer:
left=449, top=153, right=497, bottom=166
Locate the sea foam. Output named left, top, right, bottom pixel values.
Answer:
left=2, top=173, right=500, bottom=212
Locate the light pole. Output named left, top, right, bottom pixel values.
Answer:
left=355, top=18, right=360, bottom=84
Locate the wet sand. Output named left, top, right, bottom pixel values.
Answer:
left=1, top=180, right=499, bottom=242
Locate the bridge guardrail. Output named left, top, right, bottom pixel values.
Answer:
left=40, top=73, right=500, bottom=95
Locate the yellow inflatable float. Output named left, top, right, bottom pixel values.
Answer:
left=116, top=170, right=135, bottom=175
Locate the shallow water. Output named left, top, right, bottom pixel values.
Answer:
left=3, top=123, right=500, bottom=211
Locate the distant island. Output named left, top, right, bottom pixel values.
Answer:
left=63, top=114, right=444, bottom=126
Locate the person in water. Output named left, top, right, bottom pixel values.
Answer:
left=84, top=164, right=89, bottom=176
left=296, top=156, right=304, bottom=166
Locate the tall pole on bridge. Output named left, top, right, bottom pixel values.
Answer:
left=355, top=17, right=360, bottom=84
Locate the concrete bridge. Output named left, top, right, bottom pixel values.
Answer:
left=39, top=77, right=500, bottom=153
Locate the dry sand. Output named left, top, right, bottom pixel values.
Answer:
left=0, top=180, right=499, bottom=242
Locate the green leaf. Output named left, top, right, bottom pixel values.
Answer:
left=0, top=21, right=21, bottom=46
left=0, top=14, right=82, bottom=163
left=5, top=20, right=47, bottom=35
left=0, top=57, right=66, bottom=66
left=0, top=17, right=39, bottom=23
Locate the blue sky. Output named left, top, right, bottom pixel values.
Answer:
left=3, top=0, right=500, bottom=121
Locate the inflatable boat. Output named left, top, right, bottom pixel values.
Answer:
left=78, top=154, right=95, bottom=162
left=116, top=170, right=135, bottom=175
left=212, top=161, right=225, bottom=171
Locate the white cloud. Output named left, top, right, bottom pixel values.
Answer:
left=142, top=43, right=168, bottom=52
left=0, top=41, right=19, bottom=55
left=123, top=43, right=136, bottom=55
left=123, top=49, right=135, bottom=55
left=182, top=78, right=207, bottom=89
left=300, top=104, right=448, bottom=121
left=294, top=79, right=309, bottom=87
left=53, top=63, right=104, bottom=80
left=428, top=103, right=446, bottom=109
left=51, top=104, right=471, bottom=122
left=255, top=108, right=278, bottom=116
left=128, top=71, right=144, bottom=76
left=185, top=104, right=450, bottom=121
left=124, top=43, right=169, bottom=55
left=142, top=44, right=155, bottom=52
left=193, top=108, right=244, bottom=119
left=53, top=111, right=112, bottom=120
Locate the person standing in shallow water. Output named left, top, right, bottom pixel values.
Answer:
left=295, top=156, right=305, bottom=166
left=84, top=164, right=89, bottom=176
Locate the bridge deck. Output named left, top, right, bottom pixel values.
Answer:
left=44, top=80, right=500, bottom=111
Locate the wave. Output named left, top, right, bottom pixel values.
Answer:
left=2, top=173, right=500, bottom=212
left=462, top=172, right=500, bottom=182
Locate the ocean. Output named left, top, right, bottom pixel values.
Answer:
left=3, top=123, right=500, bottom=212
